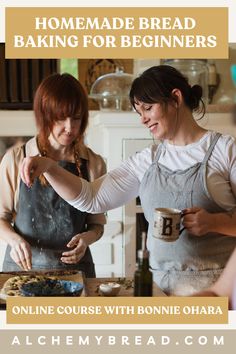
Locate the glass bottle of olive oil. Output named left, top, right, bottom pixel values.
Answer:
left=134, top=232, right=153, bottom=296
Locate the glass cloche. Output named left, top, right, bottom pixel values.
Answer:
left=89, top=69, right=134, bottom=111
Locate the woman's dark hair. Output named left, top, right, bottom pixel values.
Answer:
left=34, top=73, right=89, bottom=143
left=129, top=65, right=205, bottom=116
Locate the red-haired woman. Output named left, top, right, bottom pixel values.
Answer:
left=0, top=73, right=106, bottom=277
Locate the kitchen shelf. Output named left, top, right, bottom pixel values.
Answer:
left=206, top=104, right=235, bottom=113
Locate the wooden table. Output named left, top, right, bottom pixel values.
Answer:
left=0, top=272, right=166, bottom=309
left=85, top=277, right=166, bottom=297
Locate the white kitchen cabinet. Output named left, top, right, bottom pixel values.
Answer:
left=86, top=112, right=151, bottom=276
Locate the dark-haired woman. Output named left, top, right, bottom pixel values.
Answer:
left=20, top=65, right=236, bottom=294
left=0, top=73, right=106, bottom=276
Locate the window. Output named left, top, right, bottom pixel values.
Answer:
left=60, top=59, right=78, bottom=78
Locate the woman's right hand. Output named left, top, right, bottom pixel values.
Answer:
left=21, top=156, right=54, bottom=187
left=9, top=237, right=32, bottom=271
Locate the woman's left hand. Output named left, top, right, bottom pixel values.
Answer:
left=61, top=233, right=89, bottom=264
left=182, top=207, right=215, bottom=236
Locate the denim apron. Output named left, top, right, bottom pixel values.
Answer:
left=3, top=147, right=95, bottom=277
left=139, top=133, right=236, bottom=295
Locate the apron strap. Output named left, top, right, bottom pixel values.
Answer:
left=154, top=143, right=163, bottom=162
left=202, top=132, right=221, bottom=165
left=79, top=158, right=89, bottom=181
left=22, top=144, right=26, bottom=158
left=154, top=132, right=221, bottom=165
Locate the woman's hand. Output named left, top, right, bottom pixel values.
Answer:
left=21, top=156, right=81, bottom=201
left=9, top=237, right=32, bottom=271
left=182, top=207, right=215, bottom=236
left=60, top=232, right=89, bottom=264
left=21, top=156, right=55, bottom=187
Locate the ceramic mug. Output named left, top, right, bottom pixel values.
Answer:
left=153, top=208, right=184, bottom=242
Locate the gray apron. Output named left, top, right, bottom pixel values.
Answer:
left=3, top=147, right=95, bottom=277
left=139, top=132, right=236, bottom=295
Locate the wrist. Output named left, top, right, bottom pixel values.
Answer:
left=87, top=224, right=104, bottom=240
left=80, top=229, right=100, bottom=246
left=209, top=212, right=235, bottom=234
left=208, top=213, right=221, bottom=233
left=45, top=158, right=57, bottom=173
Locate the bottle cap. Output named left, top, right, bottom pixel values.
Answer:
left=138, top=249, right=149, bottom=259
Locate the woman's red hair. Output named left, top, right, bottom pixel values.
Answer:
left=33, top=73, right=89, bottom=145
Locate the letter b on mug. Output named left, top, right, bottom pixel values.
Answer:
left=153, top=208, right=183, bottom=242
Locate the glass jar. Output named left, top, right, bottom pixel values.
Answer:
left=164, top=59, right=209, bottom=104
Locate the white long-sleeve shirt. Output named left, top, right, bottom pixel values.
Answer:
left=69, top=130, right=236, bottom=213
left=0, top=137, right=106, bottom=225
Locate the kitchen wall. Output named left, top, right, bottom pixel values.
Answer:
left=133, top=46, right=236, bottom=105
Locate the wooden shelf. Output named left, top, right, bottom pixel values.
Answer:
left=206, top=104, right=235, bottom=113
